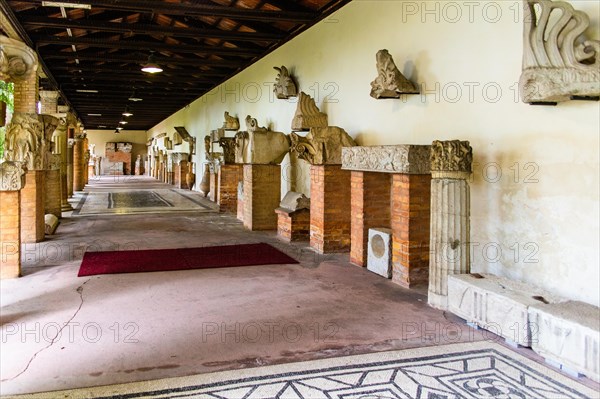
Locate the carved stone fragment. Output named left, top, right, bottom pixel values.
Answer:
left=520, top=0, right=600, bottom=104
left=0, top=36, right=38, bottom=82
left=341, top=145, right=431, bottom=174
left=279, top=191, right=310, bottom=212
left=430, top=140, right=473, bottom=178
left=273, top=66, right=298, bottom=99
left=4, top=113, right=45, bottom=170
left=234, top=116, right=290, bottom=164
left=291, top=92, right=328, bottom=131
left=290, top=126, right=357, bottom=165
left=218, top=137, right=237, bottom=164
left=370, top=49, right=419, bottom=99
left=0, top=161, right=27, bottom=191
left=222, top=112, right=240, bottom=131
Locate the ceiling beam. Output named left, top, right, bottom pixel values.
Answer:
left=47, top=65, right=229, bottom=77
left=40, top=52, right=244, bottom=68
left=21, top=16, right=284, bottom=41
left=32, top=35, right=263, bottom=57
left=54, top=73, right=215, bottom=84
left=13, top=0, right=317, bottom=23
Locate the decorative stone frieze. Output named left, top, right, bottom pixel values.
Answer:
left=370, top=49, right=419, bottom=99
left=273, top=66, right=297, bottom=99
left=342, top=145, right=431, bottom=174
left=291, top=92, right=328, bottom=131
left=0, top=161, right=27, bottom=191
left=222, top=112, right=240, bottom=131
left=520, top=0, right=600, bottom=104
left=290, top=126, right=356, bottom=165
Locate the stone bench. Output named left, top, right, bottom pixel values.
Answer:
left=448, top=273, right=563, bottom=347
left=529, top=301, right=600, bottom=382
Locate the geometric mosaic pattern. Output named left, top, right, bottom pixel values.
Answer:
left=16, top=342, right=597, bottom=399
left=108, top=191, right=172, bottom=208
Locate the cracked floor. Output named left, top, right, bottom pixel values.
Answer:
left=1, top=176, right=597, bottom=396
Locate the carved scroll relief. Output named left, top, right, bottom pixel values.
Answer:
left=370, top=50, right=419, bottom=99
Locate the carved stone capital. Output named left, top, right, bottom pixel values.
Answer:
left=0, top=161, right=27, bottom=191
left=0, top=36, right=38, bottom=82
left=342, top=145, right=431, bottom=174
left=218, top=137, right=236, bottom=164
left=3, top=112, right=45, bottom=170
left=430, top=140, right=473, bottom=177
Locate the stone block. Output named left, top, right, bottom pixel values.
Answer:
left=367, top=228, right=392, bottom=278
left=529, top=301, right=600, bottom=382
left=448, top=273, right=564, bottom=347
left=44, top=214, right=60, bottom=235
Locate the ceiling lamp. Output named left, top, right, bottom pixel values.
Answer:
left=122, top=106, right=133, bottom=117
left=119, top=120, right=128, bottom=125
left=128, top=89, right=143, bottom=102
left=141, top=53, right=163, bottom=74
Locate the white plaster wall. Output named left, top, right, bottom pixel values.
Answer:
left=147, top=0, right=600, bottom=306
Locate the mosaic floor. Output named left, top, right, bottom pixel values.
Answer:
left=9, top=341, right=597, bottom=399
left=73, top=189, right=214, bottom=216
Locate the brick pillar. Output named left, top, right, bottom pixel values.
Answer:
left=73, top=138, right=85, bottom=192
left=1, top=191, right=22, bottom=278
left=390, top=174, right=431, bottom=288
left=243, top=164, right=281, bottom=230
left=39, top=90, right=59, bottom=114
left=21, top=170, right=45, bottom=243
left=44, top=168, right=61, bottom=218
left=218, top=164, right=243, bottom=213
left=83, top=138, right=89, bottom=185
left=350, top=171, right=392, bottom=266
left=428, top=140, right=473, bottom=310
left=67, top=138, right=74, bottom=197
left=13, top=72, right=38, bottom=114
left=310, top=165, right=351, bottom=253
left=276, top=209, right=310, bottom=242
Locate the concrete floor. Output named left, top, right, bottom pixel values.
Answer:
left=0, top=176, right=596, bottom=396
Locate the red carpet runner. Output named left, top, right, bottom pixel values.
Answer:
left=78, top=243, right=299, bottom=277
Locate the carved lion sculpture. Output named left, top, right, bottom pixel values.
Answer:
left=234, top=116, right=291, bottom=164
left=290, top=126, right=357, bottom=165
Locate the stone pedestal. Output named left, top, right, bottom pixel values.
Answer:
left=21, top=170, right=45, bottom=243
left=243, top=164, right=281, bottom=230
left=209, top=169, right=218, bottom=202
left=73, top=138, right=85, bottom=192
left=218, top=164, right=243, bottom=213
left=428, top=140, right=473, bottom=310
left=350, top=171, right=391, bottom=266
left=391, top=174, right=431, bottom=288
left=44, top=168, right=61, bottom=218
left=1, top=190, right=21, bottom=278
left=174, top=161, right=188, bottom=189
left=276, top=208, right=310, bottom=242
left=167, top=171, right=174, bottom=185
left=310, top=165, right=351, bottom=253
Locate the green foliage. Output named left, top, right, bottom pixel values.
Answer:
left=0, top=81, right=14, bottom=159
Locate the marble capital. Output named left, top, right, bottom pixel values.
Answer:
left=0, top=35, right=38, bottom=82
left=430, top=140, right=472, bottom=176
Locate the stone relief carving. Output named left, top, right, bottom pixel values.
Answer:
left=341, top=145, right=431, bottom=174
left=172, top=131, right=183, bottom=146
left=234, top=116, right=290, bottom=164
left=222, top=112, right=240, bottom=131
left=273, top=66, right=298, bottom=99
left=430, top=140, right=473, bottom=176
left=4, top=113, right=44, bottom=170
left=174, top=126, right=195, bottom=155
left=0, top=161, right=27, bottom=191
left=520, top=0, right=600, bottom=104
left=211, top=128, right=225, bottom=143
left=218, top=137, right=237, bottom=164
left=170, top=152, right=189, bottom=165
left=370, top=49, right=419, bottom=99
left=291, top=92, right=328, bottom=131
left=156, top=132, right=167, bottom=139
left=47, top=153, right=61, bottom=170
left=0, top=36, right=38, bottom=81
left=279, top=191, right=310, bottom=212
left=290, top=126, right=357, bottom=165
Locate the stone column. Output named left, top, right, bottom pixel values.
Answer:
left=428, top=140, right=473, bottom=310
left=0, top=162, right=27, bottom=279
left=67, top=137, right=74, bottom=197
left=72, top=137, right=85, bottom=192
left=53, top=121, right=72, bottom=211
left=83, top=137, right=90, bottom=185
left=45, top=154, right=62, bottom=218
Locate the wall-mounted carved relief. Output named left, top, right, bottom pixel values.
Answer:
left=341, top=145, right=431, bottom=174
left=290, top=126, right=356, bottom=165
left=370, top=49, right=419, bottom=99
left=211, top=128, right=225, bottom=143
left=172, top=131, right=183, bottom=146
left=4, top=113, right=44, bottom=170
left=430, top=140, right=473, bottom=178
left=222, top=112, right=240, bottom=131
left=162, top=137, right=172, bottom=150
left=273, top=66, right=298, bottom=99
left=234, top=116, right=290, bottom=164
left=0, top=36, right=38, bottom=82
left=0, top=161, right=27, bottom=191
left=174, top=126, right=195, bottom=155
left=218, top=137, right=237, bottom=164
left=520, top=0, right=600, bottom=104
left=291, top=92, right=328, bottom=131
left=156, top=132, right=167, bottom=139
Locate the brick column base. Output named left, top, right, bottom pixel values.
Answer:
left=276, top=208, right=310, bottom=242
left=45, top=169, right=62, bottom=218
left=310, top=165, right=351, bottom=253
left=350, top=171, right=392, bottom=266
left=21, top=170, right=46, bottom=243
left=218, top=164, right=243, bottom=213
left=243, top=164, right=281, bottom=230
left=391, top=174, right=431, bottom=288
left=1, top=191, right=21, bottom=279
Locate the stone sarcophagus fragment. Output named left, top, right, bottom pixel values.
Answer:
left=520, top=0, right=600, bottom=104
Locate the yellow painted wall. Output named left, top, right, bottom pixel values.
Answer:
left=147, top=0, right=600, bottom=306
left=86, top=130, right=148, bottom=173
